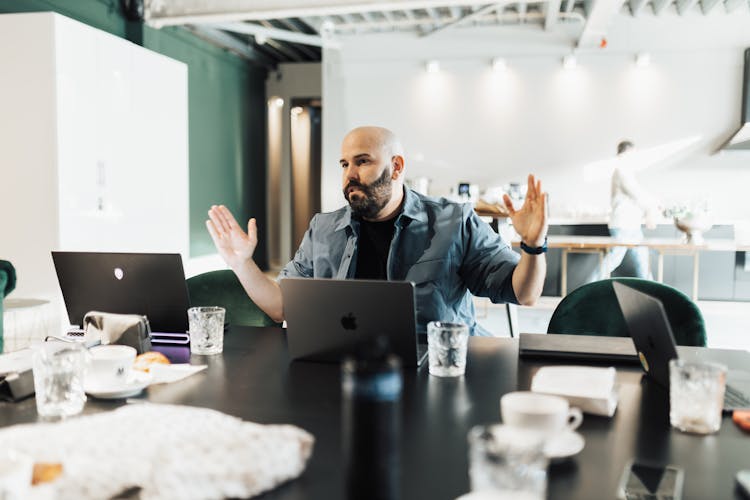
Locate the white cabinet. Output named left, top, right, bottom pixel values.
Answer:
left=0, top=13, right=189, bottom=314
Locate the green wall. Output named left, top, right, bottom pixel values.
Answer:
left=0, top=0, right=268, bottom=267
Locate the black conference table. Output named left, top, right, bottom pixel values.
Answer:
left=2, top=327, right=750, bottom=499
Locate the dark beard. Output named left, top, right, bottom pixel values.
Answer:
left=344, top=167, right=392, bottom=219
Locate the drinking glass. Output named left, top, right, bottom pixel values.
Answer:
left=32, top=342, right=88, bottom=418
left=188, top=306, right=225, bottom=355
left=427, top=321, right=469, bottom=377
left=669, top=359, right=726, bottom=434
left=468, top=424, right=548, bottom=499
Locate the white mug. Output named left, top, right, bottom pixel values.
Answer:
left=88, top=345, right=136, bottom=386
left=500, top=391, right=583, bottom=437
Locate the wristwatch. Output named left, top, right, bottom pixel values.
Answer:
left=520, top=237, right=548, bottom=255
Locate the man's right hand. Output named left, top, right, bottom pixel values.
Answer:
left=206, top=205, right=257, bottom=271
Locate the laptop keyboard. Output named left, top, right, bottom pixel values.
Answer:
left=725, top=384, right=750, bottom=410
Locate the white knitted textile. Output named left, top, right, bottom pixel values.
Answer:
left=0, top=404, right=314, bottom=500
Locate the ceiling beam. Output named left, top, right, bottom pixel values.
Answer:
left=577, top=0, right=627, bottom=48
left=652, top=0, right=674, bottom=15
left=724, top=0, right=745, bottom=11
left=564, top=0, right=576, bottom=12
left=267, top=20, right=319, bottom=59
left=210, top=21, right=338, bottom=48
left=699, top=0, right=722, bottom=12
left=518, top=0, right=529, bottom=22
left=420, top=2, right=504, bottom=37
left=675, top=0, right=700, bottom=13
left=545, top=0, right=563, bottom=29
left=146, top=0, right=518, bottom=27
left=185, top=26, right=276, bottom=69
left=628, top=0, right=649, bottom=15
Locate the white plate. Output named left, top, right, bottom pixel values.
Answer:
left=544, top=431, right=585, bottom=462
left=85, top=371, right=152, bottom=399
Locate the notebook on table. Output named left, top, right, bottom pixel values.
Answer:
left=519, top=332, right=639, bottom=364
left=280, top=278, right=428, bottom=366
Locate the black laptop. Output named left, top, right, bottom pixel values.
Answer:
left=51, top=251, right=191, bottom=333
left=613, top=281, right=750, bottom=411
left=280, top=278, right=428, bottom=366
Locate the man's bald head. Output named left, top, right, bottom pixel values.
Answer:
left=342, top=126, right=405, bottom=159
left=339, top=126, right=406, bottom=221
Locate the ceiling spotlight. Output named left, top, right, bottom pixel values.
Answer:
left=425, top=60, right=440, bottom=74
left=562, top=54, right=577, bottom=70
left=635, top=52, right=651, bottom=68
left=492, top=58, right=507, bottom=72
left=320, top=20, right=336, bottom=35
left=270, top=97, right=284, bottom=108
left=255, top=33, right=268, bottom=45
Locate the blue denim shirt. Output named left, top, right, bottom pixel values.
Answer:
left=278, top=188, right=520, bottom=336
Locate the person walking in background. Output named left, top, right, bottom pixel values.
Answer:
left=597, top=140, right=659, bottom=280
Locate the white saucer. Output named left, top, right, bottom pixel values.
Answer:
left=544, top=431, right=585, bottom=462
left=85, top=371, right=152, bottom=399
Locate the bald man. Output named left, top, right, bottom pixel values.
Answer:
left=207, top=126, right=547, bottom=335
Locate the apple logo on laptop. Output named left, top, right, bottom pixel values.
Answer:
left=341, top=313, right=357, bottom=330
left=113, top=267, right=124, bottom=280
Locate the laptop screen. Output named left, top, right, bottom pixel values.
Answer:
left=52, top=252, right=190, bottom=333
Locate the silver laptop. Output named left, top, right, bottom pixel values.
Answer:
left=52, top=251, right=190, bottom=334
left=280, top=278, right=428, bottom=366
left=613, top=281, right=750, bottom=411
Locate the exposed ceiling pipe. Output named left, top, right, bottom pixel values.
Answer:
left=420, top=2, right=509, bottom=37
left=145, top=0, right=533, bottom=27
left=331, top=10, right=584, bottom=32
left=209, top=21, right=340, bottom=48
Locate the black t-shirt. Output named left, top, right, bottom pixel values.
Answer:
left=355, top=216, right=397, bottom=280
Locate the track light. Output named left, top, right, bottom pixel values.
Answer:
left=635, top=52, right=651, bottom=68
left=492, top=58, right=507, bottom=72
left=562, top=54, right=577, bottom=70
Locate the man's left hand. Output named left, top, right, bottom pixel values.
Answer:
left=503, top=174, right=548, bottom=248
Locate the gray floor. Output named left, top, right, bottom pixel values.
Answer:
left=475, top=296, right=750, bottom=351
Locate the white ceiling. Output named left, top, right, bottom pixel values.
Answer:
left=143, top=0, right=750, bottom=67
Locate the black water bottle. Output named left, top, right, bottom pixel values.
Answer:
left=342, top=337, right=402, bottom=500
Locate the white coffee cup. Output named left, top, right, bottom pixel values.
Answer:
left=500, top=391, right=583, bottom=437
left=88, top=345, right=137, bottom=386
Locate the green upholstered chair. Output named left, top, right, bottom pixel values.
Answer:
left=547, top=278, right=706, bottom=347
left=186, top=269, right=279, bottom=328
left=0, top=260, right=17, bottom=353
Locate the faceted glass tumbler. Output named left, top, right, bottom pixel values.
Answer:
left=32, top=342, right=88, bottom=418
left=468, top=424, right=548, bottom=500
left=427, top=321, right=469, bottom=377
left=669, top=359, right=726, bottom=434
left=188, top=306, right=226, bottom=355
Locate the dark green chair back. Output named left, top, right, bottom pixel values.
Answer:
left=547, top=278, right=706, bottom=347
left=0, top=260, right=18, bottom=353
left=186, top=269, right=279, bottom=328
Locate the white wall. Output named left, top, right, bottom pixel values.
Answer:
left=0, top=12, right=188, bottom=313
left=322, top=10, right=750, bottom=225
left=266, top=62, right=322, bottom=265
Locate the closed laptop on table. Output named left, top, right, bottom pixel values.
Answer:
left=280, top=278, right=427, bottom=366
